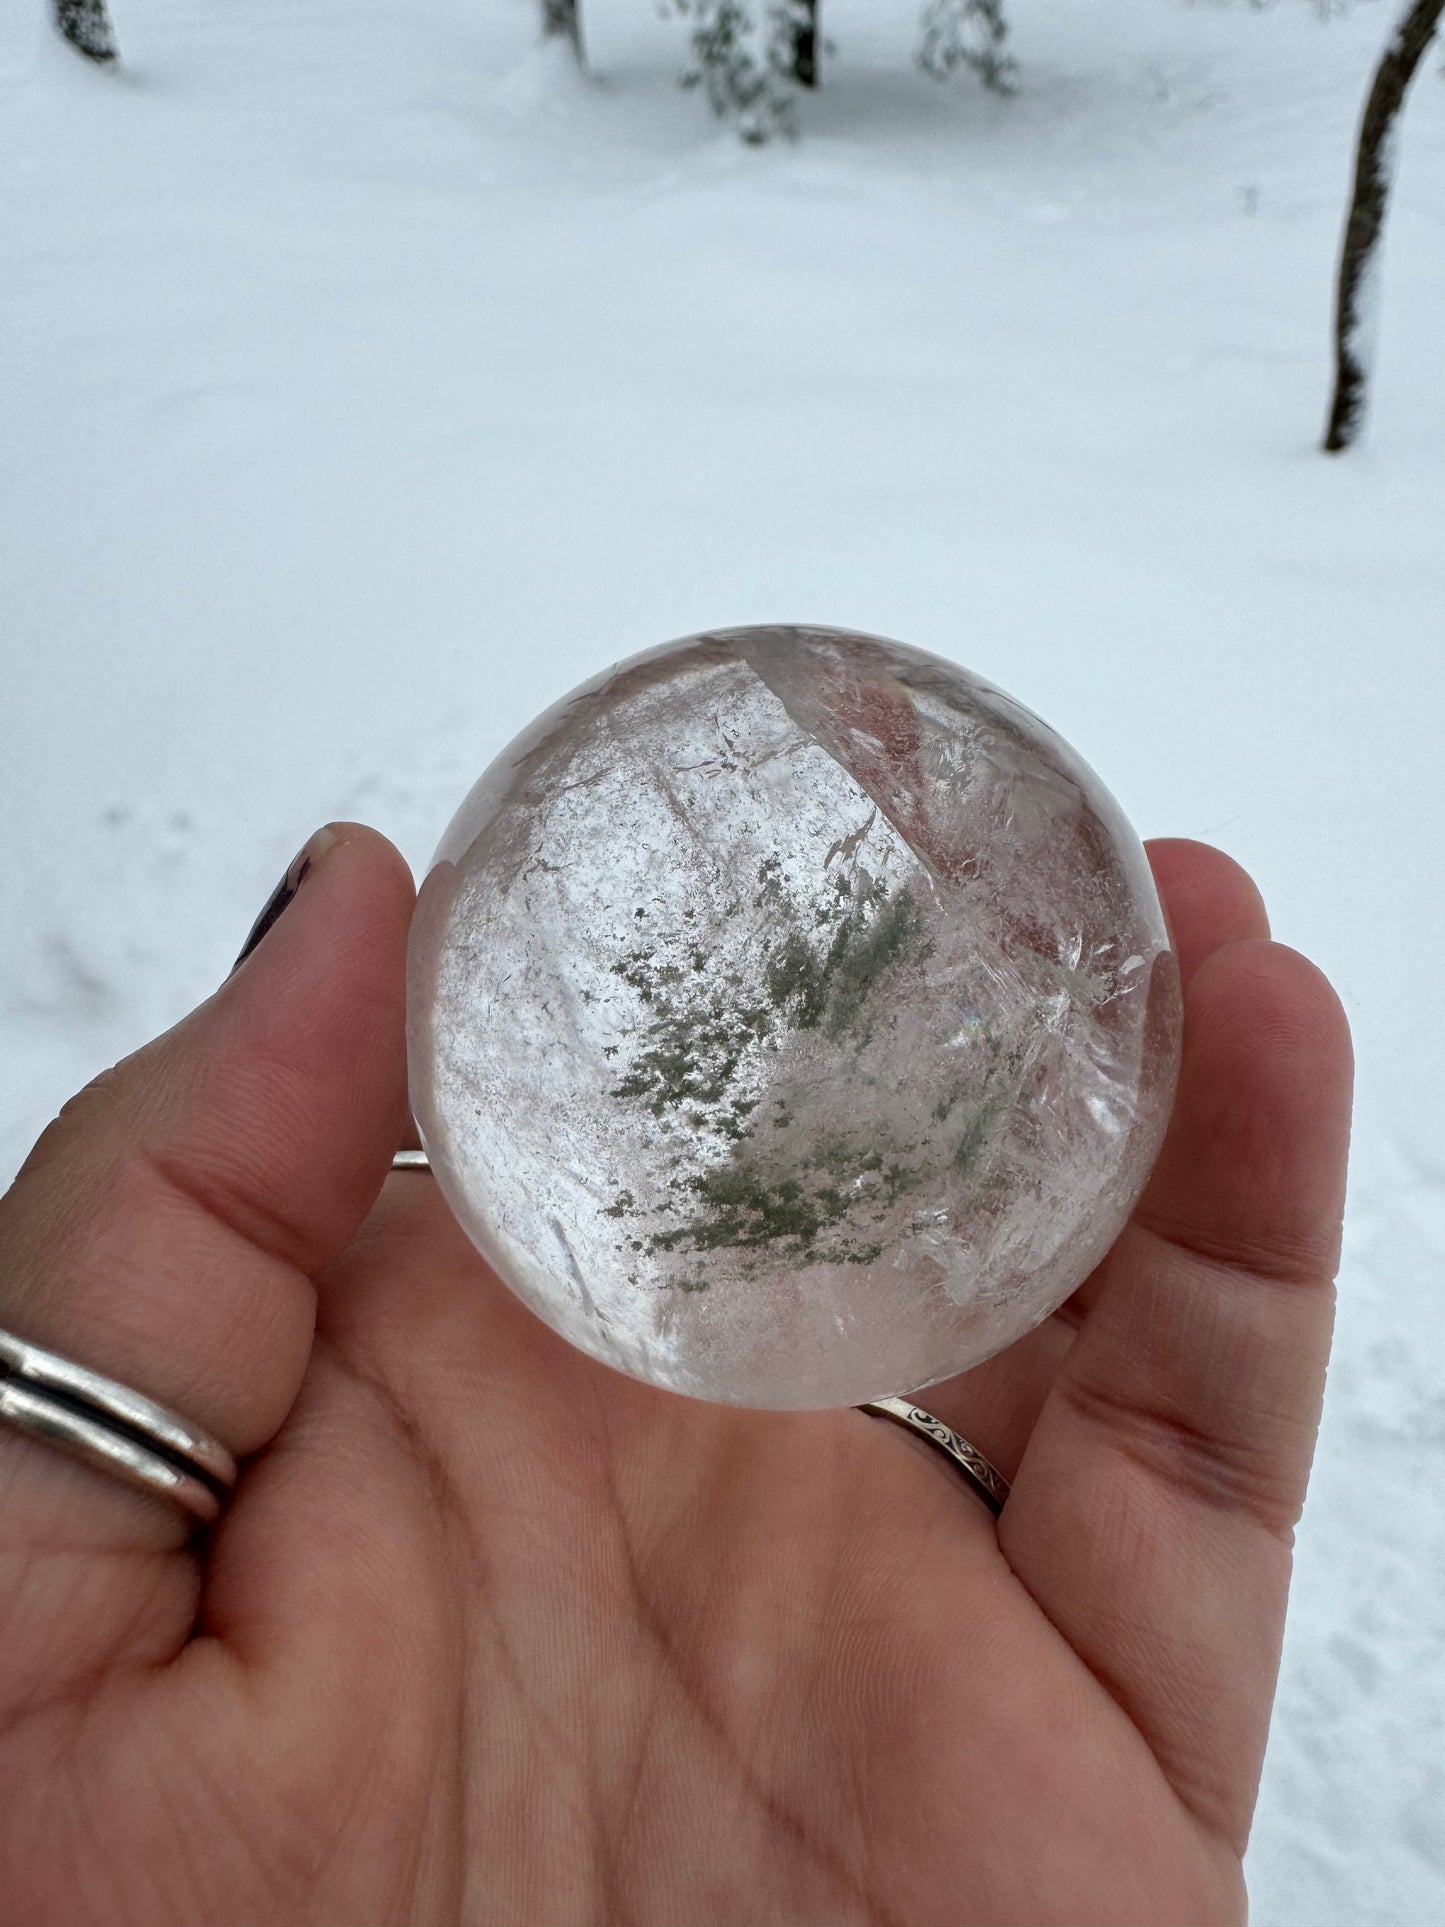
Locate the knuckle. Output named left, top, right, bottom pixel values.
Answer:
left=1059, top=1371, right=1304, bottom=1542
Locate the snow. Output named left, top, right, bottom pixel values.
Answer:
left=2, top=0, right=1443, bottom=1915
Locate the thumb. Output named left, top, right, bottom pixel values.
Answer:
left=0, top=824, right=413, bottom=1696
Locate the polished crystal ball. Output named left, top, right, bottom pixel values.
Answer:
left=408, top=627, right=1181, bottom=1409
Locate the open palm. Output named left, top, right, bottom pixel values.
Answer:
left=0, top=829, right=1351, bottom=1927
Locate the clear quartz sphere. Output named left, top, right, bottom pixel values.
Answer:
left=408, top=627, right=1181, bottom=1409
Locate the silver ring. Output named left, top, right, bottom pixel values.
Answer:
left=385, top=1158, right=1010, bottom=1521
left=0, top=1327, right=237, bottom=1524
left=860, top=1396, right=1010, bottom=1516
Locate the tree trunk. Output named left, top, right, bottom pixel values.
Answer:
left=54, top=0, right=117, bottom=63
left=1323, top=0, right=1444, bottom=452
left=791, top=0, right=818, bottom=87
left=541, top=0, right=585, bottom=66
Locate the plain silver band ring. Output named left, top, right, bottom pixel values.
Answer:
left=0, top=1326, right=237, bottom=1524
left=391, top=1151, right=1009, bottom=1516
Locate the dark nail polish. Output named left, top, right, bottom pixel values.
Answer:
left=230, top=829, right=333, bottom=975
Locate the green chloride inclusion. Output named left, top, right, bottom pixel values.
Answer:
left=602, top=858, right=1025, bottom=1280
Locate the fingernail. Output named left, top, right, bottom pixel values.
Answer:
left=230, top=826, right=338, bottom=976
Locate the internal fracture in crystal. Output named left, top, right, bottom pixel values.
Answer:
left=407, top=626, right=1182, bottom=1409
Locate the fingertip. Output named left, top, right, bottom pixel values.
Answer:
left=1139, top=936, right=1354, bottom=1286
left=202, top=824, right=416, bottom=1257
left=224, top=822, right=415, bottom=1012
left=318, top=821, right=417, bottom=919
left=1189, top=939, right=1354, bottom=1120
left=1145, top=839, right=1270, bottom=985
left=1211, top=935, right=1350, bottom=1043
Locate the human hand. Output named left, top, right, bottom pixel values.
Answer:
left=0, top=826, right=1351, bottom=1926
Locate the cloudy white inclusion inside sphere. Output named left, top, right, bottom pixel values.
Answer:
left=407, top=627, right=1181, bottom=1410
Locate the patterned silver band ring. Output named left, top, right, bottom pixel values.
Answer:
left=0, top=1326, right=238, bottom=1524
left=390, top=1153, right=1009, bottom=1516
left=858, top=1396, right=1011, bottom=1516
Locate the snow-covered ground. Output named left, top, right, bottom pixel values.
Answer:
left=2, top=0, right=1443, bottom=1916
